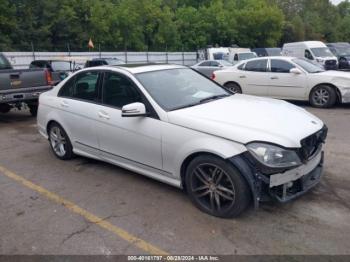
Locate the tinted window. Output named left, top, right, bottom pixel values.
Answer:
left=237, top=63, right=245, bottom=70
left=51, top=61, right=71, bottom=71
left=305, top=50, right=313, bottom=60
left=59, top=71, right=100, bottom=102
left=199, top=61, right=211, bottom=66
left=244, top=59, right=267, bottom=72
left=210, top=61, right=220, bottom=67
left=270, top=59, right=295, bottom=73
left=102, top=72, right=142, bottom=108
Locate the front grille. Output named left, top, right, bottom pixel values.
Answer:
left=325, top=60, right=337, bottom=66
left=299, top=126, right=327, bottom=161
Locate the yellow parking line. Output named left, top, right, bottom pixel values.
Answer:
left=0, top=165, right=168, bottom=255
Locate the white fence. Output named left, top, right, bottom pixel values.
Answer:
left=3, top=51, right=199, bottom=69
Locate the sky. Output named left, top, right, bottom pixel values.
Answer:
left=331, top=0, right=345, bottom=5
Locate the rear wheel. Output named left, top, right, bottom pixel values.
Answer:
left=29, top=105, right=38, bottom=117
left=309, top=85, right=336, bottom=108
left=224, top=82, right=242, bottom=94
left=48, top=123, right=74, bottom=160
left=185, top=155, right=251, bottom=218
left=0, top=104, right=11, bottom=114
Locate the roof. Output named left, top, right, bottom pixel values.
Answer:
left=283, top=41, right=327, bottom=48
left=83, top=63, right=187, bottom=74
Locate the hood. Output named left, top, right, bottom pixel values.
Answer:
left=167, top=95, right=324, bottom=148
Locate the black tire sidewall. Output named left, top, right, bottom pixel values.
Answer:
left=185, top=155, right=251, bottom=218
left=310, top=85, right=336, bottom=108
left=224, top=82, right=242, bottom=94
left=48, top=123, right=74, bottom=160
left=29, top=105, right=38, bottom=117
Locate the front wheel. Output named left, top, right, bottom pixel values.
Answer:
left=48, top=123, right=74, bottom=160
left=309, top=85, right=336, bottom=108
left=224, top=82, right=242, bottom=94
left=185, top=155, right=251, bottom=218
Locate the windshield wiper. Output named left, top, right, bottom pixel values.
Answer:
left=199, top=94, right=230, bottom=103
left=171, top=102, right=202, bottom=111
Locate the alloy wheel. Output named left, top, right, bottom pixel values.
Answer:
left=190, top=163, right=236, bottom=213
left=50, top=126, right=67, bottom=157
left=312, top=88, right=330, bottom=106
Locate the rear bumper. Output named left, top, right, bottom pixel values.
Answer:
left=0, top=85, right=52, bottom=103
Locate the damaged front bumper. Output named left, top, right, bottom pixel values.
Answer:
left=228, top=149, right=324, bottom=208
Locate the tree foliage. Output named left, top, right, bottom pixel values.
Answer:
left=0, top=0, right=349, bottom=51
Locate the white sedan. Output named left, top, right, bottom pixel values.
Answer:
left=212, top=56, right=350, bottom=108
left=38, top=64, right=327, bottom=217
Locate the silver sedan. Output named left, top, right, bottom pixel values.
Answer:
left=191, top=60, right=233, bottom=78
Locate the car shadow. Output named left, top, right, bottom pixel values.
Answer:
left=0, top=110, right=34, bottom=124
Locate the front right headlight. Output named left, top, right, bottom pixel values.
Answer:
left=247, top=142, right=302, bottom=169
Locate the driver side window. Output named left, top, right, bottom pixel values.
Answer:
left=270, top=59, right=295, bottom=73
left=305, top=50, right=314, bottom=60
left=102, top=72, right=142, bottom=109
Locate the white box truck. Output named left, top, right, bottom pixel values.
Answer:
left=282, top=41, right=338, bottom=70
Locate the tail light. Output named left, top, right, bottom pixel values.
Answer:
left=211, top=73, right=216, bottom=80
left=45, top=69, right=53, bottom=86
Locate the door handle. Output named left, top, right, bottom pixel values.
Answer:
left=98, top=111, right=110, bottom=120
left=270, top=76, right=279, bottom=80
left=60, top=101, right=69, bottom=108
left=239, top=75, right=246, bottom=79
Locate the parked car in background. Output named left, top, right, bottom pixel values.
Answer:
left=85, top=57, right=124, bottom=68
left=326, top=42, right=350, bottom=70
left=191, top=60, right=233, bottom=77
left=228, top=48, right=257, bottom=65
left=282, top=41, right=338, bottom=70
left=29, top=60, right=73, bottom=85
left=212, top=56, right=350, bottom=108
left=252, top=48, right=282, bottom=57
left=37, top=64, right=327, bottom=218
left=0, top=53, right=53, bottom=116
left=197, top=47, right=231, bottom=60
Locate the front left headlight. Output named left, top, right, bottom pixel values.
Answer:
left=247, top=142, right=302, bottom=169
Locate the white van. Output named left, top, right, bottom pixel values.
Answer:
left=282, top=41, right=338, bottom=70
left=227, top=48, right=257, bottom=64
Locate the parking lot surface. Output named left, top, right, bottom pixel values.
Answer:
left=0, top=103, right=350, bottom=255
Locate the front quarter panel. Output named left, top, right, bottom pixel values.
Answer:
left=161, top=121, right=247, bottom=180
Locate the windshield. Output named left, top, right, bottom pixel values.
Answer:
left=311, top=47, right=333, bottom=58
left=105, top=59, right=124, bottom=65
left=239, top=53, right=257, bottom=60
left=136, top=68, right=230, bottom=111
left=335, top=46, right=350, bottom=56
left=292, top=58, right=325, bottom=73
left=51, top=61, right=72, bottom=71
left=218, top=60, right=233, bottom=66
left=0, top=55, right=12, bottom=69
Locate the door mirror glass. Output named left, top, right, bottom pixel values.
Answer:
left=122, top=102, right=147, bottom=117
left=290, top=68, right=302, bottom=74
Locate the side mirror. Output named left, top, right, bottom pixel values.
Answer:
left=122, top=102, right=147, bottom=117
left=290, top=68, right=302, bottom=75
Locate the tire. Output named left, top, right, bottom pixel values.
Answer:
left=224, top=82, right=242, bottom=94
left=29, top=105, right=38, bottom=117
left=309, top=85, right=337, bottom=108
left=48, top=122, right=74, bottom=160
left=0, top=104, right=11, bottom=114
left=185, top=155, right=251, bottom=218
